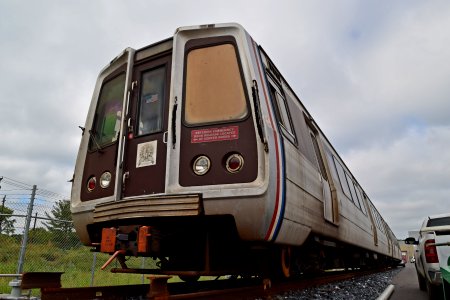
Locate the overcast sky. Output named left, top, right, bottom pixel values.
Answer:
left=1, top=0, right=449, bottom=239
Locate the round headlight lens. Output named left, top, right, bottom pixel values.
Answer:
left=100, top=172, right=112, bottom=188
left=193, top=156, right=211, bottom=175
left=87, top=176, right=96, bottom=192
left=226, top=154, right=244, bottom=173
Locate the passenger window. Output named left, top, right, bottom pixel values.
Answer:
left=376, top=212, right=383, bottom=231
left=373, top=208, right=379, bottom=228
left=138, top=67, right=166, bottom=135
left=381, top=220, right=386, bottom=233
left=326, top=152, right=340, bottom=182
left=346, top=173, right=359, bottom=207
left=354, top=185, right=367, bottom=215
left=333, top=158, right=352, bottom=200
left=353, top=185, right=364, bottom=212
left=375, top=212, right=380, bottom=229
left=91, top=73, right=126, bottom=150
left=310, top=133, right=328, bottom=180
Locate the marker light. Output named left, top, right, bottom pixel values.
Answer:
left=193, top=156, right=211, bottom=175
left=100, top=171, right=112, bottom=188
left=87, top=176, right=96, bottom=192
left=226, top=154, right=244, bottom=173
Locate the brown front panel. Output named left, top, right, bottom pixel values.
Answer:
left=81, top=69, right=126, bottom=201
left=179, top=37, right=257, bottom=186
left=179, top=120, right=258, bottom=186
left=81, top=147, right=117, bottom=201
left=122, top=53, right=171, bottom=197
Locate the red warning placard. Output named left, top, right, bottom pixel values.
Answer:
left=191, top=126, right=239, bottom=143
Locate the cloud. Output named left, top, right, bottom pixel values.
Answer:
left=0, top=0, right=449, bottom=239
left=344, top=125, right=450, bottom=238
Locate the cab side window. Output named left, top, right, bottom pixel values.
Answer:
left=267, top=80, right=296, bottom=143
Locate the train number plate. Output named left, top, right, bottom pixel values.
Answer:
left=191, top=126, right=239, bottom=143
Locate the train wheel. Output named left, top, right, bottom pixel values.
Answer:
left=280, top=246, right=292, bottom=279
left=179, top=275, right=200, bottom=282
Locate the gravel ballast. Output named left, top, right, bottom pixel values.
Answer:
left=267, top=268, right=402, bottom=300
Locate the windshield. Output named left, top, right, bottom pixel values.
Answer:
left=184, top=43, right=247, bottom=125
left=427, top=217, right=450, bottom=227
left=90, top=73, right=126, bottom=150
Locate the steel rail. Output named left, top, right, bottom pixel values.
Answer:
left=20, top=267, right=394, bottom=299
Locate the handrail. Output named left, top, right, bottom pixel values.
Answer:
left=0, top=274, right=22, bottom=277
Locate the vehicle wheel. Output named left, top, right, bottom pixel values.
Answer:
left=417, top=271, right=426, bottom=291
left=426, top=280, right=443, bottom=300
left=179, top=275, right=200, bottom=282
left=270, top=246, right=292, bottom=280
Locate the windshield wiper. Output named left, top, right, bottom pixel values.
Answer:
left=88, top=129, right=104, bottom=153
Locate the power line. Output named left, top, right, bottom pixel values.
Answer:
left=1, top=176, right=33, bottom=190
left=0, top=175, right=69, bottom=205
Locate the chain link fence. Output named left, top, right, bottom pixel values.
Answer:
left=0, top=177, right=157, bottom=295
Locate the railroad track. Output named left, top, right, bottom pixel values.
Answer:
left=18, top=268, right=393, bottom=300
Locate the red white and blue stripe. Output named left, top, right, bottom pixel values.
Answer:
left=250, top=38, right=286, bottom=242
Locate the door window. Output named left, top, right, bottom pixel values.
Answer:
left=137, top=67, right=166, bottom=136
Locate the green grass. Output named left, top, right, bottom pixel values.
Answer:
left=0, top=234, right=161, bottom=295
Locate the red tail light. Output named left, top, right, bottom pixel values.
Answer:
left=87, top=176, right=96, bottom=192
left=424, top=239, right=439, bottom=263
left=225, top=153, right=244, bottom=173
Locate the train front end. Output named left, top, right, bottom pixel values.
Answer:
left=70, top=24, right=276, bottom=274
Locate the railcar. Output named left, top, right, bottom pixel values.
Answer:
left=71, top=23, right=401, bottom=279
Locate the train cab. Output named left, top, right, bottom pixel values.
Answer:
left=71, top=23, right=281, bottom=275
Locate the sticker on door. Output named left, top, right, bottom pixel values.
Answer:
left=136, top=141, right=157, bottom=168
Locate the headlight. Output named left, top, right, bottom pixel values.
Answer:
left=193, top=156, right=211, bottom=175
left=100, top=171, right=112, bottom=188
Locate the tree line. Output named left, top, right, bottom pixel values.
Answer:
left=0, top=199, right=80, bottom=249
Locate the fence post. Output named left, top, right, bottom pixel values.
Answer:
left=90, top=252, right=97, bottom=287
left=7, top=185, right=36, bottom=298
left=0, top=195, right=6, bottom=234
left=16, top=184, right=36, bottom=274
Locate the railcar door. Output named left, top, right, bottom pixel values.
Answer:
left=364, top=195, right=378, bottom=246
left=122, top=54, right=171, bottom=197
left=79, top=50, right=132, bottom=203
left=306, top=119, right=338, bottom=225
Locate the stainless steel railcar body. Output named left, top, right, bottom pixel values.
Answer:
left=71, top=23, right=400, bottom=276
